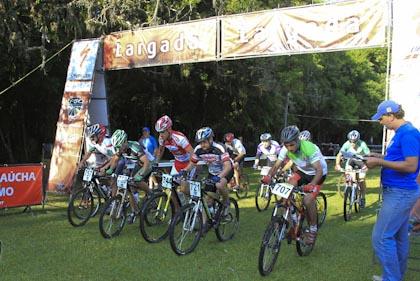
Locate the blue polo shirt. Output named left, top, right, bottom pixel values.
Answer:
left=140, top=136, right=158, bottom=156
left=381, top=122, right=420, bottom=190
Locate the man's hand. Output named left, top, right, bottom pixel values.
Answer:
left=365, top=157, right=382, bottom=169
left=334, top=164, right=342, bottom=171
left=261, top=175, right=272, bottom=185
left=303, top=184, right=321, bottom=194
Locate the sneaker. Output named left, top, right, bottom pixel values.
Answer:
left=302, top=229, right=317, bottom=245
left=360, top=198, right=366, bottom=208
left=127, top=212, right=137, bottom=224
left=372, top=275, right=383, bottom=281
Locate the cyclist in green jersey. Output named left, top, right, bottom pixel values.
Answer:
left=335, top=130, right=370, bottom=207
left=262, top=126, right=328, bottom=245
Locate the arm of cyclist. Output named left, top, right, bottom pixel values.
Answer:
left=302, top=160, right=323, bottom=193
left=218, top=160, right=232, bottom=179
left=281, top=159, right=293, bottom=172
left=335, top=151, right=342, bottom=171
left=77, top=150, right=93, bottom=170
left=134, top=154, right=151, bottom=182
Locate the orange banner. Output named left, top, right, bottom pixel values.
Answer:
left=103, top=19, right=217, bottom=70
left=0, top=164, right=43, bottom=208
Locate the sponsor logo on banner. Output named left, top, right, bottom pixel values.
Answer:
left=64, top=81, right=92, bottom=92
left=103, top=19, right=217, bottom=70
left=0, top=165, right=43, bottom=208
left=220, top=0, right=386, bottom=58
left=67, top=40, right=100, bottom=81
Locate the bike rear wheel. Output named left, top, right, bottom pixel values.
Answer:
left=67, top=186, right=94, bottom=227
left=255, top=184, right=271, bottom=212
left=169, top=203, right=202, bottom=255
left=215, top=198, right=240, bottom=241
left=258, top=218, right=287, bottom=276
left=296, top=213, right=315, bottom=256
left=343, top=186, right=353, bottom=221
left=140, top=192, right=174, bottom=243
left=316, top=192, right=327, bottom=228
left=99, top=195, right=127, bottom=239
left=235, top=174, right=249, bottom=199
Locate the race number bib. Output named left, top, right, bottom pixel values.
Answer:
left=260, top=166, right=271, bottom=176
left=126, top=162, right=136, bottom=170
left=271, top=183, right=294, bottom=199
left=117, top=175, right=129, bottom=189
left=83, top=168, right=94, bottom=182
left=189, top=181, right=201, bottom=198
left=162, top=174, right=173, bottom=189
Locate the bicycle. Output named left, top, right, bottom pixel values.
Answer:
left=168, top=178, right=240, bottom=255
left=228, top=166, right=249, bottom=199
left=254, top=167, right=290, bottom=212
left=98, top=157, right=145, bottom=239
left=258, top=182, right=325, bottom=276
left=67, top=167, right=111, bottom=227
left=139, top=172, right=187, bottom=243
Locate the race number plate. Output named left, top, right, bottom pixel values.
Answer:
left=189, top=181, right=201, bottom=198
left=260, top=166, right=271, bottom=176
left=271, top=183, right=294, bottom=199
left=162, top=174, right=173, bottom=189
left=83, top=168, right=94, bottom=182
left=117, top=175, right=129, bottom=189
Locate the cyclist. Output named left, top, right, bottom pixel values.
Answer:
left=102, top=129, right=153, bottom=223
left=253, top=133, right=281, bottom=168
left=154, top=115, right=193, bottom=208
left=335, top=130, right=370, bottom=208
left=78, top=124, right=114, bottom=170
left=182, top=127, right=233, bottom=216
left=224, top=132, right=246, bottom=191
left=262, top=125, right=327, bottom=245
left=299, top=130, right=312, bottom=141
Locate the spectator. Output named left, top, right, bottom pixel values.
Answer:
left=139, top=127, right=158, bottom=158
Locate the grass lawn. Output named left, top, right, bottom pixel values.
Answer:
left=0, top=167, right=419, bottom=281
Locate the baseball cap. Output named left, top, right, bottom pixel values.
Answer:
left=142, top=127, right=150, bottom=132
left=371, top=100, right=400, bottom=120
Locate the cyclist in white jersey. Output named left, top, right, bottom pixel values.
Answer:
left=224, top=132, right=246, bottom=190
left=253, top=133, right=281, bottom=168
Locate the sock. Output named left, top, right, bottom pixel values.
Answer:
left=310, top=225, right=317, bottom=233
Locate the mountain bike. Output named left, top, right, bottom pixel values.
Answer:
left=139, top=172, right=187, bottom=243
left=67, top=167, right=111, bottom=227
left=255, top=167, right=290, bottom=212
left=98, top=157, right=145, bottom=239
left=168, top=178, right=239, bottom=255
left=258, top=182, right=325, bottom=276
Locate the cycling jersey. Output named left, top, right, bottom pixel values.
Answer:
left=124, top=141, right=155, bottom=162
left=256, top=140, right=281, bottom=162
left=340, top=140, right=370, bottom=156
left=159, top=130, right=192, bottom=163
left=191, top=142, right=232, bottom=176
left=225, top=138, right=246, bottom=158
left=88, top=137, right=116, bottom=158
left=278, top=140, right=327, bottom=176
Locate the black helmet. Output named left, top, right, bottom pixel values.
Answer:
left=281, top=126, right=300, bottom=143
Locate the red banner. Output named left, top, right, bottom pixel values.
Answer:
left=0, top=164, right=43, bottom=209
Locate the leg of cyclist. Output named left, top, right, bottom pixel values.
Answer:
left=358, top=169, right=367, bottom=208
left=232, top=161, right=241, bottom=189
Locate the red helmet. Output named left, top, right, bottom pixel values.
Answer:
left=224, top=132, right=234, bottom=142
left=155, top=115, right=173, bottom=132
left=87, top=124, right=106, bottom=142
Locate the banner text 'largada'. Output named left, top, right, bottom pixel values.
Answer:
left=103, top=0, right=386, bottom=70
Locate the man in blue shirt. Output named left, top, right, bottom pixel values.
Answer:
left=366, top=100, right=420, bottom=281
left=139, top=127, right=158, bottom=158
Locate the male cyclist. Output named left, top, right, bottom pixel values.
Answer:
left=103, top=129, right=153, bottom=223
left=224, top=132, right=246, bottom=191
left=253, top=133, right=281, bottom=168
left=263, top=126, right=328, bottom=245
left=182, top=127, right=233, bottom=216
left=78, top=124, right=114, bottom=170
left=335, top=130, right=370, bottom=208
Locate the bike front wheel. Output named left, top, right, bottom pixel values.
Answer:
left=343, top=186, right=353, bottom=221
left=258, top=218, right=287, bottom=276
left=215, top=198, right=239, bottom=241
left=296, top=214, right=315, bottom=256
left=99, top=195, right=127, bottom=239
left=235, top=174, right=249, bottom=199
left=169, top=203, right=203, bottom=256
left=67, top=186, right=94, bottom=227
left=255, top=184, right=271, bottom=212
left=140, top=192, right=174, bottom=243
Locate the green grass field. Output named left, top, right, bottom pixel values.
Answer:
left=0, top=167, right=419, bottom=281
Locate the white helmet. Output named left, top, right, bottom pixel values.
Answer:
left=299, top=130, right=311, bottom=141
left=155, top=115, right=173, bottom=132
left=347, top=130, right=360, bottom=142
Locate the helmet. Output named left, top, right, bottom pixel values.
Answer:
left=299, top=130, right=311, bottom=141
left=195, top=127, right=214, bottom=143
left=224, top=132, right=234, bottom=142
left=155, top=115, right=172, bottom=132
left=347, top=130, right=360, bottom=142
left=86, top=124, right=106, bottom=138
left=111, top=129, right=128, bottom=148
left=281, top=126, right=300, bottom=143
left=260, top=133, right=272, bottom=142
